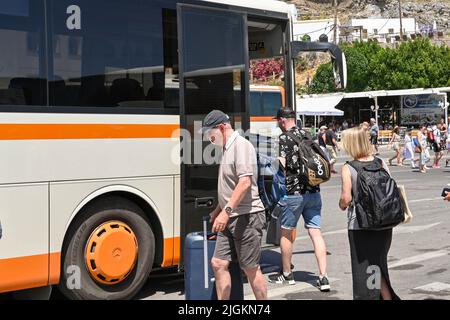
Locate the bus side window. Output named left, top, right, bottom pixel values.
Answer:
left=250, top=91, right=262, bottom=116
left=0, top=1, right=46, bottom=106
left=262, top=91, right=282, bottom=116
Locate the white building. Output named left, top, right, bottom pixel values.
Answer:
left=287, top=3, right=298, bottom=22
left=347, top=18, right=418, bottom=41
left=293, top=19, right=340, bottom=43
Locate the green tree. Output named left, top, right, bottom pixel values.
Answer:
left=307, top=38, right=450, bottom=94
left=370, top=38, right=450, bottom=90
left=307, top=63, right=335, bottom=94
left=308, top=42, right=375, bottom=93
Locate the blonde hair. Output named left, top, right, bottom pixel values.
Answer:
left=341, top=127, right=372, bottom=159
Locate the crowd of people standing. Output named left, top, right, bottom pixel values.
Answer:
left=384, top=118, right=450, bottom=172
left=315, top=117, right=450, bottom=172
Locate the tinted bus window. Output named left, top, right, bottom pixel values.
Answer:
left=0, top=0, right=29, bottom=16
left=0, top=0, right=46, bottom=106
left=261, top=91, right=282, bottom=116
left=49, top=0, right=179, bottom=111
left=250, top=91, right=262, bottom=116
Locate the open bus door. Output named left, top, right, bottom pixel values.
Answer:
left=177, top=4, right=250, bottom=266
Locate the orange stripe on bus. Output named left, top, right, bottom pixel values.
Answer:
left=0, top=124, right=180, bottom=140
left=250, top=116, right=277, bottom=122
left=173, top=237, right=181, bottom=266
left=0, top=252, right=60, bottom=293
left=0, top=240, right=183, bottom=293
left=161, top=237, right=181, bottom=267
left=49, top=252, right=61, bottom=286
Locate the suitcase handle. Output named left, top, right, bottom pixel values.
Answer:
left=203, top=216, right=209, bottom=289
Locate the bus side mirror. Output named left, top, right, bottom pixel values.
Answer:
left=291, top=41, right=347, bottom=90
left=331, top=50, right=347, bottom=89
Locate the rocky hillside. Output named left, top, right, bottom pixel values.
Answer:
left=284, top=0, right=450, bottom=28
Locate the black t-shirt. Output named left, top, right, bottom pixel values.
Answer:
left=318, top=132, right=326, bottom=147
left=279, top=127, right=320, bottom=195
left=325, top=129, right=337, bottom=147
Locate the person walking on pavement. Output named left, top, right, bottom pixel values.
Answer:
left=446, top=117, right=450, bottom=167
left=431, top=123, right=443, bottom=169
left=417, top=125, right=430, bottom=173
left=268, top=107, right=330, bottom=292
left=325, top=123, right=340, bottom=174
left=339, top=127, right=400, bottom=300
left=370, top=118, right=379, bottom=156
left=360, top=122, right=370, bottom=131
left=440, top=119, right=447, bottom=144
left=401, top=128, right=417, bottom=169
left=388, top=126, right=403, bottom=166
left=317, top=125, right=329, bottom=160
left=202, top=110, right=268, bottom=300
left=342, top=120, right=349, bottom=130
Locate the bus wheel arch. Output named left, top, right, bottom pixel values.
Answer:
left=59, top=190, right=164, bottom=300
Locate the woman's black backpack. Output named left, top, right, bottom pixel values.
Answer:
left=348, top=158, right=404, bottom=230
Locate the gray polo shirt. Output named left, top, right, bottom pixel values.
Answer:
left=218, top=131, right=265, bottom=217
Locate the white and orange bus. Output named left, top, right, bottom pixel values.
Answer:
left=250, top=85, right=285, bottom=134
left=0, top=0, right=346, bottom=299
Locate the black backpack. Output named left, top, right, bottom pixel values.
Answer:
left=285, top=130, right=331, bottom=187
left=348, top=158, right=404, bottom=230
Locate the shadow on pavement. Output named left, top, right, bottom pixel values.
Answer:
left=134, top=267, right=185, bottom=300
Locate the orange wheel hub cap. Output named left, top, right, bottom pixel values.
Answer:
left=85, top=221, right=138, bottom=285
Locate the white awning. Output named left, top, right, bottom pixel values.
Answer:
left=296, top=95, right=344, bottom=116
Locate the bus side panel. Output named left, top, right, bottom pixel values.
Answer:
left=0, top=183, right=49, bottom=293
left=50, top=176, right=175, bottom=278
left=0, top=118, right=180, bottom=184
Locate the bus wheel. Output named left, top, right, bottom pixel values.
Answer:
left=59, top=196, right=155, bottom=300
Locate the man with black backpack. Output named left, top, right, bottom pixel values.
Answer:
left=268, top=108, right=331, bottom=292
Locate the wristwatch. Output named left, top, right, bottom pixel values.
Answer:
left=225, top=206, right=233, bottom=215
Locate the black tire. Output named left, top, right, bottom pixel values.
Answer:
left=58, top=196, right=155, bottom=300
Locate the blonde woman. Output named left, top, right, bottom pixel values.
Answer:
left=339, top=127, right=399, bottom=300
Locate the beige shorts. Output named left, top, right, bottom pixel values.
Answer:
left=326, top=145, right=337, bottom=164
left=213, top=211, right=265, bottom=270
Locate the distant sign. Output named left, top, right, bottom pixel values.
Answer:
left=401, top=94, right=444, bottom=125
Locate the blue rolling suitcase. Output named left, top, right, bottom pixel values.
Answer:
left=184, top=217, right=244, bottom=300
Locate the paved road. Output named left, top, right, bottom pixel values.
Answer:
left=140, top=147, right=450, bottom=300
